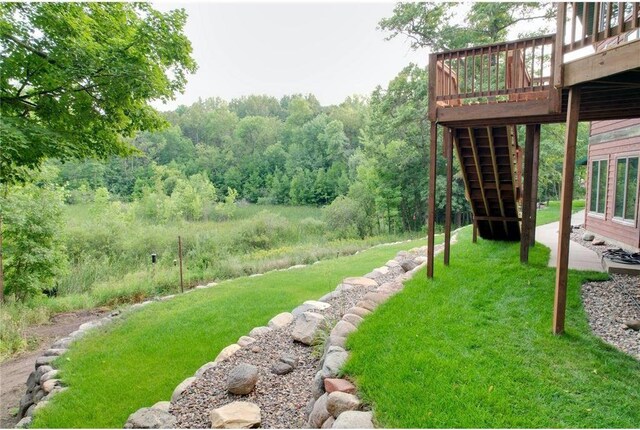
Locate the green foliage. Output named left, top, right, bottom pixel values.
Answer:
left=344, top=229, right=638, bottom=428
left=323, top=195, right=371, bottom=239
left=1, top=168, right=67, bottom=301
left=0, top=2, right=196, bottom=183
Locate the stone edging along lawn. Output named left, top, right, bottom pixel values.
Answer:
left=15, top=233, right=456, bottom=429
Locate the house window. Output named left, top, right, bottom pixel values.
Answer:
left=614, top=157, right=638, bottom=221
left=589, top=159, right=607, bottom=214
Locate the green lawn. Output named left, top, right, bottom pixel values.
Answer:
left=31, top=237, right=440, bottom=428
left=343, top=229, right=639, bottom=428
left=535, top=199, right=585, bottom=226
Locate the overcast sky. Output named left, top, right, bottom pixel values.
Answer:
left=151, top=2, right=427, bottom=110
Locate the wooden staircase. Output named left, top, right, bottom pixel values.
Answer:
left=453, top=126, right=521, bottom=241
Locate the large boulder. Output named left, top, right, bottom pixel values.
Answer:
left=227, top=363, right=258, bottom=395
left=327, top=392, right=362, bottom=418
left=322, top=347, right=349, bottom=379
left=324, top=378, right=356, bottom=394
left=124, top=407, right=177, bottom=429
left=330, top=321, right=357, bottom=339
left=210, top=401, right=261, bottom=429
left=342, top=314, right=364, bottom=328
left=291, top=312, right=326, bottom=345
left=332, top=411, right=374, bottom=428
left=268, top=312, right=294, bottom=329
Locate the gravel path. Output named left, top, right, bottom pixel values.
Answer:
left=170, top=252, right=416, bottom=428
left=570, top=227, right=640, bottom=359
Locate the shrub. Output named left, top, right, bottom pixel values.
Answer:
left=236, top=211, right=292, bottom=250
left=323, top=195, right=370, bottom=239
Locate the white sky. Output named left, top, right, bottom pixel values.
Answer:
left=151, top=1, right=427, bottom=110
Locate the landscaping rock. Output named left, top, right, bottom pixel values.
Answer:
left=268, top=312, right=294, bottom=329
left=18, top=394, right=33, bottom=418
left=304, top=300, right=331, bottom=311
left=355, top=299, right=378, bottom=312
left=33, top=401, right=49, bottom=412
left=271, top=361, right=294, bottom=375
left=248, top=326, right=272, bottom=337
left=171, top=377, right=196, bottom=402
left=237, top=336, right=256, bottom=347
left=321, top=417, right=336, bottom=429
left=26, top=371, right=38, bottom=391
left=342, top=277, right=378, bottom=288
left=326, top=335, right=347, bottom=349
left=16, top=417, right=32, bottom=429
left=42, top=379, right=60, bottom=393
left=312, top=370, right=325, bottom=400
left=210, top=401, right=261, bottom=429
left=331, top=320, right=357, bottom=338
left=291, top=303, right=316, bottom=316
left=592, top=239, right=606, bottom=246
left=40, top=369, right=59, bottom=384
left=288, top=264, right=307, bottom=270
left=308, top=393, right=330, bottom=428
left=342, top=313, right=364, bottom=327
left=207, top=282, right=218, bottom=288
left=363, top=292, right=389, bottom=305
left=400, top=259, right=420, bottom=272
left=124, top=407, right=177, bottom=429
left=195, top=362, right=217, bottom=378
left=346, top=307, right=371, bottom=318
left=291, top=311, right=325, bottom=345
left=32, top=389, right=45, bottom=403
left=279, top=353, right=297, bottom=368
left=250, top=346, right=261, bottom=353
left=582, top=232, right=595, bottom=241
left=43, top=348, right=67, bottom=357
left=35, top=355, right=56, bottom=368
left=385, top=259, right=401, bottom=268
left=215, top=344, right=241, bottom=363
left=318, top=291, right=338, bottom=302
left=332, top=411, right=374, bottom=428
left=151, top=401, right=171, bottom=412
left=326, top=392, right=362, bottom=418
left=227, top=363, right=258, bottom=395
left=322, top=347, right=348, bottom=379
left=324, top=378, right=357, bottom=394
left=624, top=320, right=640, bottom=331
left=25, top=404, right=36, bottom=417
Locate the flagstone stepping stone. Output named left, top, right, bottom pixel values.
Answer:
left=210, top=401, right=261, bottom=429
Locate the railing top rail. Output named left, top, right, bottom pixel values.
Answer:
left=433, top=34, right=556, bottom=58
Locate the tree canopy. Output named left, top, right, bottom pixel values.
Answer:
left=0, top=3, right=197, bottom=184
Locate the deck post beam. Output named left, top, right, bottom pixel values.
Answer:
left=529, top=124, right=541, bottom=246
left=427, top=122, right=438, bottom=279
left=553, top=86, right=581, bottom=335
left=472, top=218, right=478, bottom=243
left=444, top=128, right=453, bottom=266
left=520, top=125, right=536, bottom=263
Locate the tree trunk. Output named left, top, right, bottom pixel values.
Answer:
left=0, top=213, right=4, bottom=303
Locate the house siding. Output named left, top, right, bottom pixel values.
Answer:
left=585, top=118, right=640, bottom=249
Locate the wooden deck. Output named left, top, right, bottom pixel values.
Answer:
left=426, top=2, right=640, bottom=334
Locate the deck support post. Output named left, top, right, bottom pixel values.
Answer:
left=553, top=86, right=581, bottom=335
left=529, top=124, right=541, bottom=246
left=444, top=128, right=453, bottom=266
left=427, top=122, right=438, bottom=279
left=520, top=125, right=536, bottom=263
left=472, top=218, right=478, bottom=243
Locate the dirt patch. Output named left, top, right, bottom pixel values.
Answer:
left=0, top=308, right=110, bottom=428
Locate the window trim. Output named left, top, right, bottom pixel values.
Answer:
left=588, top=157, right=608, bottom=218
left=612, top=155, right=639, bottom=225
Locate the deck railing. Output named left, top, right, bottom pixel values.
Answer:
left=429, top=34, right=556, bottom=118
left=559, top=2, right=640, bottom=54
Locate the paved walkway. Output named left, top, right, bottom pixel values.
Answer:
left=535, top=210, right=605, bottom=272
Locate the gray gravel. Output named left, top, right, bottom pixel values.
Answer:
left=570, top=226, right=640, bottom=359
left=170, top=249, right=421, bottom=428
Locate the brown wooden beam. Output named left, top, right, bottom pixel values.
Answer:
left=427, top=122, right=438, bottom=279
left=529, top=124, right=541, bottom=246
left=468, top=128, right=495, bottom=237
left=553, top=86, right=581, bottom=335
left=472, top=218, right=478, bottom=243
left=474, top=216, right=522, bottom=222
left=444, top=128, right=453, bottom=266
left=520, top=125, right=536, bottom=263
left=486, top=126, right=509, bottom=234
left=563, top=40, right=640, bottom=87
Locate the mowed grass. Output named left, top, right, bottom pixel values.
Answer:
left=536, top=199, right=585, bottom=226
left=31, top=237, right=440, bottom=428
left=343, top=229, right=639, bottom=428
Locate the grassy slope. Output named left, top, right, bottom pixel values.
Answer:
left=32, top=237, right=440, bottom=428
left=343, top=229, right=639, bottom=428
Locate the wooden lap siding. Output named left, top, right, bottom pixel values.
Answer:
left=586, top=118, right=640, bottom=248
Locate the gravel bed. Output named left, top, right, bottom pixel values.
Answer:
left=570, top=226, right=640, bottom=360
left=170, top=259, right=410, bottom=428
